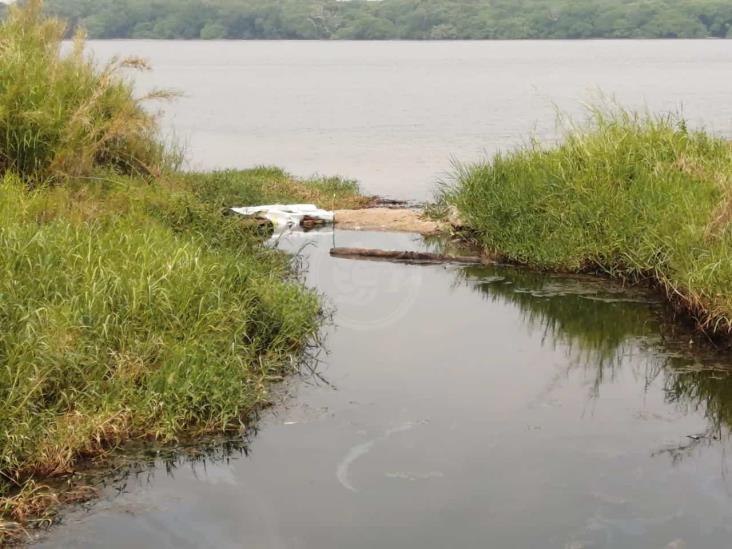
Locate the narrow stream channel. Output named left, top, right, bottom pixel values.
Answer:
left=40, top=230, right=732, bottom=548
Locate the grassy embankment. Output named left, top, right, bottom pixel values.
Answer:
left=0, top=2, right=362, bottom=542
left=442, top=108, right=732, bottom=336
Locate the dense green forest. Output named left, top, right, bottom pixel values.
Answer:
left=32, top=0, right=732, bottom=40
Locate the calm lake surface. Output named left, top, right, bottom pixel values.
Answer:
left=88, top=39, right=732, bottom=200
left=41, top=41, right=732, bottom=548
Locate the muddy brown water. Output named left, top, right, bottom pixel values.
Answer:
left=38, top=230, right=732, bottom=548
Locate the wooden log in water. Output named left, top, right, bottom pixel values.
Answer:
left=329, top=247, right=489, bottom=265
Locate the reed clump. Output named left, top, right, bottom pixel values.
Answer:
left=0, top=0, right=173, bottom=184
left=443, top=107, right=732, bottom=335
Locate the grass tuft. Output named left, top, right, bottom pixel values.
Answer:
left=0, top=0, right=175, bottom=185
left=443, top=106, right=732, bottom=335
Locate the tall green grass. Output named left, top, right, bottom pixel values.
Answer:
left=0, top=173, right=322, bottom=534
left=0, top=2, right=361, bottom=540
left=444, top=107, right=732, bottom=334
left=0, top=0, right=172, bottom=184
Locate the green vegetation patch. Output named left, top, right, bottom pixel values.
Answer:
left=183, top=167, right=369, bottom=210
left=0, top=3, right=362, bottom=541
left=443, top=107, right=732, bottom=334
left=0, top=173, right=326, bottom=538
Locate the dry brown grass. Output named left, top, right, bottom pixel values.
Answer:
left=0, top=482, right=98, bottom=545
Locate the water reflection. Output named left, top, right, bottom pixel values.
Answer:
left=459, top=264, right=660, bottom=365
left=458, top=262, right=732, bottom=459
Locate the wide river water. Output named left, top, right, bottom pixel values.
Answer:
left=87, top=39, right=732, bottom=201
left=41, top=41, right=732, bottom=548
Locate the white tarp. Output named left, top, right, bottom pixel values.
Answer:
left=230, top=204, right=334, bottom=229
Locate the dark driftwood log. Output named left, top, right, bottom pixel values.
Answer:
left=329, top=247, right=489, bottom=265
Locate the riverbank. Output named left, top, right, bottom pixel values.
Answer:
left=6, top=1, right=732, bottom=543
left=0, top=2, right=365, bottom=542
left=0, top=168, right=369, bottom=544
left=440, top=107, right=732, bottom=337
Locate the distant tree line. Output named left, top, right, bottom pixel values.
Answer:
left=32, top=0, right=732, bottom=40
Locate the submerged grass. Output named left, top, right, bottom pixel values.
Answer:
left=443, top=107, right=732, bottom=335
left=0, top=2, right=364, bottom=542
